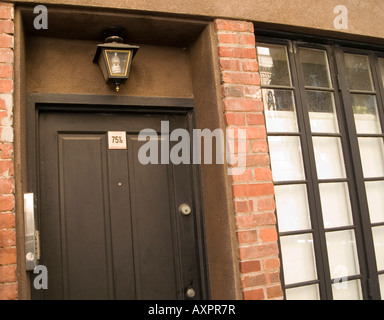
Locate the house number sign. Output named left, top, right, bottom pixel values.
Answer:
left=108, top=131, right=127, bottom=150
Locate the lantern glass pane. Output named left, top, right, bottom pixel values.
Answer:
left=105, top=50, right=131, bottom=76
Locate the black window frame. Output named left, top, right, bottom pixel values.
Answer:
left=256, top=32, right=384, bottom=300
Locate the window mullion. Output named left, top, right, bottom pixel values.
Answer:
left=290, top=42, right=333, bottom=300
left=333, top=46, right=381, bottom=300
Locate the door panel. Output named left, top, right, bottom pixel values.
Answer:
left=32, top=110, right=204, bottom=300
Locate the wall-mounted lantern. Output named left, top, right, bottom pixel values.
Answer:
left=93, top=26, right=139, bottom=92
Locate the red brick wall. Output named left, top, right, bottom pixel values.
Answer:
left=0, top=2, right=16, bottom=300
left=214, top=19, right=283, bottom=300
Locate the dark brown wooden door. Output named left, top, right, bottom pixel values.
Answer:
left=31, top=110, right=206, bottom=300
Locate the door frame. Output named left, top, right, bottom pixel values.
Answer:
left=25, top=92, right=210, bottom=299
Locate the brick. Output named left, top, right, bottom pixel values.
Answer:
left=0, top=79, right=12, bottom=92
left=244, top=86, right=261, bottom=99
left=228, top=126, right=266, bottom=140
left=247, top=113, right=264, bottom=125
left=267, top=285, right=283, bottom=299
left=246, top=154, right=270, bottom=167
left=243, top=288, right=264, bottom=300
left=215, top=19, right=254, bottom=33
left=219, top=58, right=240, bottom=71
left=239, top=260, right=261, bottom=273
left=254, top=168, right=272, bottom=181
left=0, top=144, right=12, bottom=159
left=0, top=229, right=15, bottom=248
left=242, top=274, right=267, bottom=288
left=231, top=168, right=253, bottom=182
left=0, top=283, right=17, bottom=300
left=222, top=71, right=260, bottom=85
left=234, top=200, right=252, bottom=213
left=0, top=6, right=13, bottom=20
left=241, top=59, right=258, bottom=72
left=225, top=112, right=246, bottom=126
left=251, top=141, right=268, bottom=153
left=219, top=46, right=256, bottom=59
left=232, top=182, right=274, bottom=198
left=0, top=63, right=12, bottom=78
left=263, top=258, right=281, bottom=271
left=0, top=212, right=14, bottom=229
left=260, top=228, right=278, bottom=242
left=0, top=20, right=13, bottom=34
left=0, top=49, right=12, bottom=63
left=237, top=230, right=258, bottom=244
left=258, top=197, right=275, bottom=211
left=267, top=271, right=281, bottom=284
left=239, top=243, right=279, bottom=260
left=226, top=140, right=249, bottom=155
left=0, top=161, right=13, bottom=177
left=0, top=247, right=16, bottom=265
left=222, top=84, right=243, bottom=97
left=0, top=264, right=16, bottom=283
left=223, top=98, right=263, bottom=111
left=217, top=33, right=237, bottom=44
left=0, top=195, right=14, bottom=211
left=238, top=34, right=256, bottom=46
left=236, top=212, right=276, bottom=229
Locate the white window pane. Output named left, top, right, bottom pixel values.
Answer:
left=268, top=136, right=305, bottom=181
left=307, top=91, right=339, bottom=133
left=275, top=184, right=311, bottom=232
left=332, top=279, right=362, bottom=300
left=263, top=89, right=298, bottom=133
left=379, top=274, right=384, bottom=300
left=365, top=181, right=384, bottom=224
left=352, top=94, right=382, bottom=134
left=326, top=230, right=360, bottom=279
left=319, top=182, right=353, bottom=228
left=280, top=234, right=317, bottom=285
left=358, top=137, right=384, bottom=178
left=285, top=284, right=320, bottom=300
left=372, top=226, right=384, bottom=271
left=313, top=137, right=346, bottom=179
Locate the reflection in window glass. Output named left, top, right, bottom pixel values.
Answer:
left=313, top=137, right=346, bottom=179
left=268, top=136, right=306, bottom=182
left=365, top=181, right=384, bottom=224
left=319, top=182, right=353, bottom=228
left=358, top=137, right=384, bottom=178
left=326, top=230, right=360, bottom=279
left=262, top=89, right=298, bottom=132
left=285, top=284, right=320, bottom=300
left=332, top=279, right=362, bottom=300
left=300, top=48, right=331, bottom=88
left=352, top=94, right=381, bottom=134
left=372, top=226, right=384, bottom=271
left=257, top=44, right=292, bottom=87
left=306, top=91, right=339, bottom=133
left=275, top=184, right=311, bottom=232
left=379, top=58, right=384, bottom=87
left=344, top=53, right=373, bottom=91
left=280, top=233, right=317, bottom=285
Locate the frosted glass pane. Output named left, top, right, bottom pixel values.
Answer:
left=257, top=44, right=291, bottom=87
left=285, top=284, right=320, bottom=300
left=379, top=274, right=384, bottom=300
left=275, top=184, right=311, bottom=232
left=280, top=234, right=317, bottom=285
left=313, top=137, right=346, bottom=179
left=332, top=279, right=362, bottom=300
left=268, top=136, right=305, bottom=181
left=372, top=226, right=384, bottom=271
left=307, top=91, right=339, bottom=133
left=300, top=48, right=331, bottom=88
left=352, top=94, right=381, bottom=134
left=319, top=182, right=353, bottom=228
left=365, top=181, right=384, bottom=224
left=358, top=137, right=384, bottom=178
left=263, top=89, right=298, bottom=133
left=344, top=53, right=373, bottom=91
left=326, top=230, right=360, bottom=278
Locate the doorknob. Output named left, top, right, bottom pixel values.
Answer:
left=185, top=287, right=196, bottom=299
left=179, top=203, right=191, bottom=216
left=24, top=193, right=40, bottom=271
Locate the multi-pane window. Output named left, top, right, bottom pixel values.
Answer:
left=257, top=40, right=384, bottom=300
